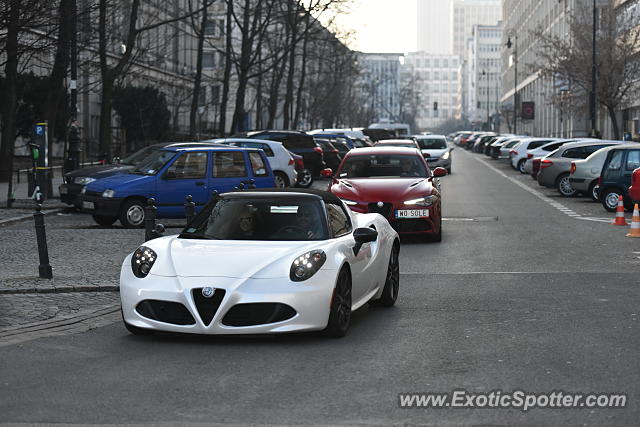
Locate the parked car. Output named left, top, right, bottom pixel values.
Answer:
left=314, top=138, right=342, bottom=170
left=414, top=134, right=453, bottom=173
left=484, top=135, right=516, bottom=156
left=78, top=146, right=275, bottom=228
left=288, top=151, right=312, bottom=188
left=599, top=145, right=640, bottom=211
left=509, top=138, right=559, bottom=173
left=233, top=130, right=326, bottom=180
left=205, top=138, right=297, bottom=189
left=308, top=131, right=370, bottom=149
left=522, top=139, right=579, bottom=176
left=327, top=147, right=447, bottom=241
left=60, top=142, right=223, bottom=208
left=569, top=144, right=640, bottom=201
left=473, top=134, right=497, bottom=153
left=537, top=140, right=623, bottom=197
left=498, top=139, right=523, bottom=159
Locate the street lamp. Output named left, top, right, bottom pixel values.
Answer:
left=590, top=0, right=598, bottom=137
left=506, top=35, right=518, bottom=134
left=481, top=70, right=490, bottom=130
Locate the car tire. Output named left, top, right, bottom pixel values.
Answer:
left=556, top=173, right=577, bottom=197
left=296, top=169, right=313, bottom=188
left=324, top=266, right=351, bottom=338
left=274, top=171, right=288, bottom=189
left=589, top=181, right=600, bottom=202
left=601, top=188, right=623, bottom=212
left=119, top=198, right=146, bottom=228
left=92, top=214, right=117, bottom=227
left=371, top=244, right=400, bottom=307
left=517, top=159, right=527, bottom=174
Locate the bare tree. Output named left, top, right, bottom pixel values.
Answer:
left=533, top=4, right=640, bottom=139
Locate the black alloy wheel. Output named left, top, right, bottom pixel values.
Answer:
left=324, top=267, right=352, bottom=337
left=372, top=245, right=400, bottom=307
left=296, top=169, right=313, bottom=188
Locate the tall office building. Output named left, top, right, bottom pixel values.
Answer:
left=417, top=0, right=453, bottom=54
left=452, top=0, right=501, bottom=60
left=360, top=53, right=404, bottom=123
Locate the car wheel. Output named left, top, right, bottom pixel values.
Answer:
left=274, top=171, right=288, bottom=189
left=556, top=173, right=577, bottom=197
left=92, top=214, right=117, bottom=227
left=517, top=159, right=527, bottom=174
left=601, top=188, right=622, bottom=212
left=324, top=267, right=351, bottom=338
left=119, top=198, right=146, bottom=228
left=371, top=244, right=400, bottom=307
left=296, top=169, right=313, bottom=188
left=589, top=181, right=600, bottom=202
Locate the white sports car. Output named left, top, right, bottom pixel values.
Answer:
left=120, top=189, right=400, bottom=337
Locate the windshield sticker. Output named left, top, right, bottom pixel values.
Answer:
left=270, top=206, right=299, bottom=214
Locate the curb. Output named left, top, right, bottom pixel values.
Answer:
left=0, top=285, right=119, bottom=295
left=0, top=208, right=66, bottom=227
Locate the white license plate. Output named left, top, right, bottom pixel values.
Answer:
left=59, top=187, right=68, bottom=194
left=82, top=201, right=95, bottom=210
left=395, top=209, right=429, bottom=219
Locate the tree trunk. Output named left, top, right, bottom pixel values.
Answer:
left=44, top=0, right=72, bottom=166
left=98, top=78, right=114, bottom=160
left=293, top=17, right=310, bottom=128
left=606, top=104, right=620, bottom=140
left=267, top=54, right=288, bottom=128
left=282, top=2, right=298, bottom=129
left=218, top=0, right=233, bottom=135
left=189, top=0, right=207, bottom=139
left=231, top=0, right=252, bottom=133
left=0, top=2, right=20, bottom=183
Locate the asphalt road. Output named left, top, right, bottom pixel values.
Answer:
left=1, top=148, right=639, bottom=425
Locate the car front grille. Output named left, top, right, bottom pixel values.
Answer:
left=192, top=288, right=226, bottom=326
left=135, top=300, right=196, bottom=325
left=391, top=218, right=432, bottom=233
left=368, top=202, right=394, bottom=219
left=221, top=303, right=296, bottom=327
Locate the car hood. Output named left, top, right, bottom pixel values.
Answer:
left=85, top=173, right=153, bottom=192
left=149, top=237, right=329, bottom=279
left=420, top=149, right=447, bottom=158
left=331, top=178, right=434, bottom=202
left=66, top=164, right=134, bottom=179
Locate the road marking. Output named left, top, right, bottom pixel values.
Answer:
left=469, top=153, right=617, bottom=224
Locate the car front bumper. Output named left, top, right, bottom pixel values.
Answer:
left=120, top=257, right=336, bottom=334
left=78, top=194, right=123, bottom=217
left=59, top=183, right=84, bottom=206
left=426, top=157, right=451, bottom=170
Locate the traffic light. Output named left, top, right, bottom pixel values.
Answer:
left=433, top=102, right=438, bottom=111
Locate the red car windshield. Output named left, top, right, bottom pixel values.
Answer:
left=338, top=154, right=428, bottom=178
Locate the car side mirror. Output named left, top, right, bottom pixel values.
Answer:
left=321, top=168, right=333, bottom=178
left=353, top=227, right=377, bottom=256
left=433, top=167, right=447, bottom=178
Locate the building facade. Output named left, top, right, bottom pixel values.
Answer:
left=404, top=52, right=461, bottom=131
left=467, top=23, right=503, bottom=129
left=359, top=53, right=404, bottom=124
left=417, top=0, right=453, bottom=55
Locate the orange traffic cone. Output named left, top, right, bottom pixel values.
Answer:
left=627, top=204, right=640, bottom=237
left=612, top=196, right=629, bottom=226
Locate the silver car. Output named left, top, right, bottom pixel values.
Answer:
left=414, top=134, right=453, bottom=173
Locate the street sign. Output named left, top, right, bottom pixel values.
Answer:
left=521, top=102, right=535, bottom=120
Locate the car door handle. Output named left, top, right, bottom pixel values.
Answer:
left=195, top=181, right=205, bottom=186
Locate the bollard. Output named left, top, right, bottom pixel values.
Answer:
left=184, top=195, right=195, bottom=225
left=33, top=204, right=53, bottom=279
left=144, top=198, right=157, bottom=241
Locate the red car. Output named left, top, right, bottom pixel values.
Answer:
left=325, top=147, right=447, bottom=241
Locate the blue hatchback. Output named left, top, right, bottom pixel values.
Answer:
left=78, top=146, right=275, bottom=227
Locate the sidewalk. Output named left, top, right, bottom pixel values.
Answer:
left=0, top=275, right=118, bottom=294
left=0, top=174, right=65, bottom=204
left=0, top=175, right=68, bottom=225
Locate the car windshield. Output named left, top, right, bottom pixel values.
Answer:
left=338, top=154, right=428, bottom=178
left=416, top=138, right=447, bottom=149
left=131, top=150, right=176, bottom=175
left=180, top=198, right=329, bottom=241
left=121, top=145, right=158, bottom=165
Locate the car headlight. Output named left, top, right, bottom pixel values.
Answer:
left=102, top=189, right=116, bottom=198
left=404, top=195, right=437, bottom=207
left=441, top=151, right=450, bottom=160
left=75, top=176, right=96, bottom=185
left=131, top=246, right=157, bottom=278
left=290, top=250, right=326, bottom=282
left=341, top=199, right=358, bottom=206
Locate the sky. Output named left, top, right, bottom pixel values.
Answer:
left=333, top=0, right=418, bottom=53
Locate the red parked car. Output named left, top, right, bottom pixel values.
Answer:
left=325, top=147, right=446, bottom=241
